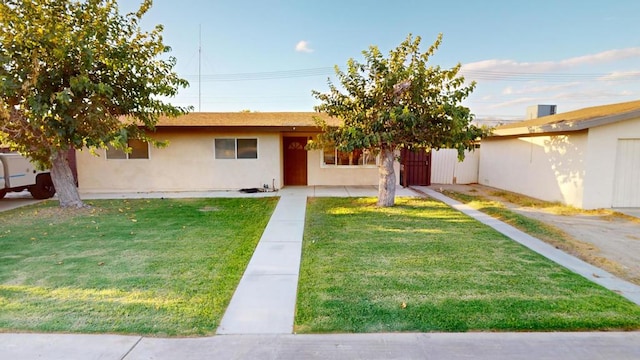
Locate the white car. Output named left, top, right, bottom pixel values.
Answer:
left=0, top=152, right=56, bottom=199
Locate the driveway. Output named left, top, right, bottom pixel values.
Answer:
left=0, top=191, right=42, bottom=212
left=615, top=208, right=640, bottom=219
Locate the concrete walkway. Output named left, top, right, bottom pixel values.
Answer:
left=216, top=186, right=421, bottom=334
left=216, top=190, right=307, bottom=334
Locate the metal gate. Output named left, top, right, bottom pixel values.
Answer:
left=401, top=149, right=431, bottom=186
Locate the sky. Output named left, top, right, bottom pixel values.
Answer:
left=123, top=0, right=640, bottom=121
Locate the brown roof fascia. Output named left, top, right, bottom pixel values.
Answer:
left=153, top=112, right=340, bottom=128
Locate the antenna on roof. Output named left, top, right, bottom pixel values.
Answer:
left=198, top=24, right=202, bottom=112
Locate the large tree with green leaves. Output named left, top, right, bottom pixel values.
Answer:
left=311, top=34, right=488, bottom=207
left=0, top=0, right=189, bottom=207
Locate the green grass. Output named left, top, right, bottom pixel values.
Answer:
left=442, top=191, right=571, bottom=245
left=0, top=197, right=277, bottom=336
left=440, top=190, right=630, bottom=279
left=296, top=197, right=640, bottom=333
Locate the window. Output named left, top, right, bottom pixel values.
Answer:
left=106, top=139, right=149, bottom=159
left=323, top=147, right=377, bottom=166
left=237, top=139, right=258, bottom=159
left=214, top=139, right=235, bottom=159
left=215, top=138, right=258, bottom=159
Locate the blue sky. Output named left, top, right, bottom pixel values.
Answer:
left=126, top=0, right=640, bottom=120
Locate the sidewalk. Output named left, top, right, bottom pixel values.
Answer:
left=2, top=186, right=640, bottom=359
left=2, top=332, right=639, bottom=360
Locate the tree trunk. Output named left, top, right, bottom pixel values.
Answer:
left=50, top=149, right=85, bottom=208
left=377, top=148, right=396, bottom=207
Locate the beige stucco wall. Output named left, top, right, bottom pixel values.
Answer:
left=582, top=117, right=640, bottom=209
left=478, top=133, right=588, bottom=207
left=306, top=149, right=400, bottom=186
left=77, top=130, right=395, bottom=193
left=78, top=131, right=283, bottom=193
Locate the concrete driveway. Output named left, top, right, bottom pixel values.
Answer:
left=0, top=190, right=43, bottom=212
left=615, top=208, right=640, bottom=219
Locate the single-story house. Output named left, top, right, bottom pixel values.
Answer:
left=76, top=112, right=481, bottom=194
left=479, top=100, right=640, bottom=209
left=76, top=112, right=403, bottom=193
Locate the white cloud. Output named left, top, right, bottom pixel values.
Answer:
left=295, top=40, right=314, bottom=53
left=460, top=47, right=640, bottom=118
left=599, top=70, right=640, bottom=81
left=486, top=97, right=537, bottom=110
left=501, top=82, right=581, bottom=96
left=461, top=47, right=640, bottom=75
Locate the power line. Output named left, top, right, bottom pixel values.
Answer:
left=184, top=67, right=335, bottom=82
left=181, top=67, right=640, bottom=82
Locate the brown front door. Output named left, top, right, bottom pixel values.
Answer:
left=283, top=137, right=308, bottom=186
left=401, top=149, right=431, bottom=186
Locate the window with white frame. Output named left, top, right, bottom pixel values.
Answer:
left=106, top=139, right=149, bottom=159
left=215, top=138, right=258, bottom=159
left=322, top=147, right=377, bottom=166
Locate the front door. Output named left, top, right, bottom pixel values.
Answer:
left=401, top=149, right=431, bottom=186
left=283, top=137, right=308, bottom=186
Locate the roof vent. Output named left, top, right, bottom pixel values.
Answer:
left=526, top=105, right=557, bottom=119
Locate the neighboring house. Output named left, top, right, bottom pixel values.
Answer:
left=76, top=112, right=401, bottom=193
left=479, top=100, right=640, bottom=209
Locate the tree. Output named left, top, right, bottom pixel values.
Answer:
left=0, top=0, right=189, bottom=208
left=311, top=34, right=488, bottom=207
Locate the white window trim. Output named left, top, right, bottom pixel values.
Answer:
left=214, top=138, right=259, bottom=160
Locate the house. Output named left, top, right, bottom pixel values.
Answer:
left=479, top=100, right=640, bottom=209
left=76, top=112, right=401, bottom=193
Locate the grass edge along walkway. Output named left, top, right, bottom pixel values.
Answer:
left=217, top=194, right=307, bottom=334
left=418, top=187, right=640, bottom=305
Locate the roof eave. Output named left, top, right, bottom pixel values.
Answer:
left=492, top=109, right=640, bottom=137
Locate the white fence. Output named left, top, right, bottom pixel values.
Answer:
left=431, top=149, right=479, bottom=184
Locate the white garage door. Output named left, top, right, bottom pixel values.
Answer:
left=613, top=139, right=640, bottom=207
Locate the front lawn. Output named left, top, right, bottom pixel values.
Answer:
left=0, top=197, right=277, bottom=336
left=296, top=197, right=640, bottom=333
